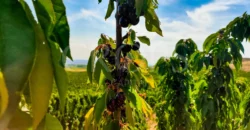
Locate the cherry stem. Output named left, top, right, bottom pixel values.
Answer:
left=114, top=0, right=122, bottom=123
left=115, top=0, right=122, bottom=69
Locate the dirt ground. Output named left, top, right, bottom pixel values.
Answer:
left=147, top=114, right=157, bottom=130
left=230, top=59, right=250, bottom=72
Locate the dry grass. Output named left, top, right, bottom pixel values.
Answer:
left=65, top=68, right=86, bottom=72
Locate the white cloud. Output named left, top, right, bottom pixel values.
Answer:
left=68, top=0, right=250, bottom=64
left=186, top=0, right=249, bottom=27
left=68, top=8, right=116, bottom=26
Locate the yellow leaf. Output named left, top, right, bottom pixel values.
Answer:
left=141, top=73, right=155, bottom=88
left=0, top=72, right=8, bottom=117
left=134, top=59, right=148, bottom=69
left=8, top=109, right=32, bottom=130
left=29, top=25, right=54, bottom=129
left=84, top=107, right=95, bottom=130
left=140, top=97, right=153, bottom=118
left=125, top=101, right=134, bottom=127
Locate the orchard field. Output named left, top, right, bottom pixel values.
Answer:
left=1, top=0, right=250, bottom=130
left=40, top=60, right=249, bottom=130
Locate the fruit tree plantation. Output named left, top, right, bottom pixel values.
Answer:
left=0, top=0, right=250, bottom=130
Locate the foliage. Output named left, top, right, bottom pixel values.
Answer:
left=153, top=12, right=250, bottom=130
left=85, top=0, right=162, bottom=129
left=0, top=0, right=71, bottom=129
left=2, top=0, right=250, bottom=130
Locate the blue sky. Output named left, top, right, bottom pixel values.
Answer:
left=27, top=0, right=250, bottom=65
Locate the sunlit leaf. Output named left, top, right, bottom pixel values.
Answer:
left=134, top=59, right=148, bottom=69
left=0, top=72, right=8, bottom=118
left=140, top=96, right=152, bottom=118
left=126, top=101, right=135, bottom=127
left=84, top=107, right=95, bottom=130
left=33, top=0, right=69, bottom=114
left=141, top=72, right=155, bottom=88
left=29, top=24, right=54, bottom=129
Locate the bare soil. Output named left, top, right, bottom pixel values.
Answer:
left=147, top=114, right=157, bottom=130
left=230, top=59, right=250, bottom=72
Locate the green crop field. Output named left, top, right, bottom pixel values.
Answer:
left=44, top=69, right=250, bottom=129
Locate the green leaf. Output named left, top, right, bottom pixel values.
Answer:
left=141, top=71, right=155, bottom=88
left=203, top=33, right=217, bottom=52
left=32, top=0, right=56, bottom=33
left=105, top=0, right=114, bottom=20
left=130, top=29, right=136, bottom=41
left=124, top=87, right=152, bottom=118
left=103, top=120, right=120, bottom=130
left=0, top=1, right=36, bottom=128
left=123, top=88, right=142, bottom=111
left=140, top=96, right=152, bottom=118
left=144, top=7, right=163, bottom=36
left=235, top=39, right=244, bottom=53
left=126, top=101, right=135, bottom=127
left=137, top=36, right=150, bottom=46
left=94, top=92, right=107, bottom=124
left=154, top=57, right=169, bottom=75
left=135, top=0, right=144, bottom=16
left=51, top=41, right=69, bottom=112
left=87, top=50, right=96, bottom=83
left=94, top=60, right=102, bottom=83
left=127, top=29, right=136, bottom=45
left=99, top=71, right=106, bottom=86
left=97, top=58, right=113, bottom=80
left=98, top=0, right=102, bottom=4
left=51, top=0, right=72, bottom=60
left=29, top=24, right=54, bottom=129
left=42, top=114, right=63, bottom=130
left=8, top=109, right=32, bottom=130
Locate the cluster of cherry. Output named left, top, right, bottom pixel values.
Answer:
left=102, top=40, right=140, bottom=65
left=117, top=0, right=144, bottom=28
left=101, top=40, right=140, bottom=113
left=107, top=92, right=126, bottom=112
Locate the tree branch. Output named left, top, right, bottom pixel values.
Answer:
left=115, top=0, right=122, bottom=69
